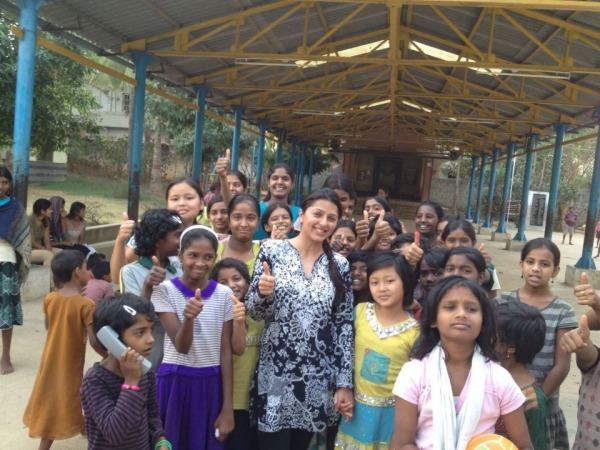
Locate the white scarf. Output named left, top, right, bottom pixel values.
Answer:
left=430, top=344, right=487, bottom=450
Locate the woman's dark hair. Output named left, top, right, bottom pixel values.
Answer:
left=333, top=219, right=357, bottom=237
left=263, top=163, right=295, bottom=203
left=261, top=202, right=292, bottom=233
left=0, top=166, right=13, bottom=183
left=495, top=301, right=546, bottom=364
left=367, top=252, right=415, bottom=308
left=227, top=169, right=248, bottom=190
left=32, top=198, right=51, bottom=227
left=420, top=247, right=449, bottom=271
left=180, top=226, right=218, bottom=253
left=413, top=276, right=497, bottom=361
left=91, top=261, right=111, bottom=280
left=378, top=186, right=389, bottom=195
left=347, top=249, right=371, bottom=265
left=390, top=233, right=414, bottom=250
left=134, top=208, right=182, bottom=258
left=0, top=166, right=12, bottom=197
left=211, top=257, right=251, bottom=285
left=521, top=237, right=560, bottom=266
left=66, top=201, right=86, bottom=220
left=165, top=176, right=204, bottom=201
left=322, top=173, right=357, bottom=201
left=441, top=219, right=477, bottom=244
left=362, top=196, right=392, bottom=214
left=227, top=193, right=260, bottom=216
left=51, top=250, right=85, bottom=285
left=367, top=213, right=403, bottom=240
left=93, top=293, right=155, bottom=345
left=87, top=252, right=106, bottom=272
left=301, top=188, right=346, bottom=308
left=49, top=196, right=66, bottom=237
left=33, top=198, right=51, bottom=215
left=207, top=194, right=226, bottom=215
left=416, top=200, right=444, bottom=222
left=443, top=246, right=486, bottom=275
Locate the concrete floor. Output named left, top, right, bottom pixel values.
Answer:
left=1, top=223, right=596, bottom=449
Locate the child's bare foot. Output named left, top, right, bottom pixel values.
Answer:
left=0, top=357, right=14, bottom=375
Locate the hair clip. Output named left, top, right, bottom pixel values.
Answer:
left=169, top=215, right=183, bottom=225
left=123, top=305, right=137, bottom=316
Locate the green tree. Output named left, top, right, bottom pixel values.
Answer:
left=0, top=14, right=99, bottom=159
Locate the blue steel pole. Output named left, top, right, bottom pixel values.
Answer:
left=308, top=146, right=315, bottom=194
left=544, top=124, right=567, bottom=240
left=231, top=106, right=244, bottom=170
left=298, top=144, right=307, bottom=201
left=192, top=85, right=209, bottom=183
left=276, top=129, right=285, bottom=163
left=483, top=148, right=499, bottom=228
left=255, top=120, right=267, bottom=199
left=473, top=154, right=487, bottom=224
left=513, top=135, right=537, bottom=241
left=465, top=156, right=478, bottom=220
left=127, top=52, right=153, bottom=221
left=294, top=146, right=303, bottom=205
left=575, top=112, right=600, bottom=269
left=11, top=0, right=43, bottom=207
left=290, top=138, right=297, bottom=172
left=496, top=142, right=515, bottom=234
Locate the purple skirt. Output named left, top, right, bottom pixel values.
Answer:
left=156, top=363, right=223, bottom=450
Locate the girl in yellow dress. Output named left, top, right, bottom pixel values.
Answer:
left=335, top=252, right=420, bottom=449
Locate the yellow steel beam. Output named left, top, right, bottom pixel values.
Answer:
left=496, top=9, right=563, bottom=65
left=239, top=4, right=304, bottom=51
left=308, top=0, right=600, bottom=11
left=121, top=0, right=299, bottom=52
left=11, top=27, right=276, bottom=142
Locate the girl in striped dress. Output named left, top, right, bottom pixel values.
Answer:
left=494, top=238, right=577, bottom=450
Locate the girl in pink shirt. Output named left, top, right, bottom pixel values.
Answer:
left=390, top=276, right=533, bottom=450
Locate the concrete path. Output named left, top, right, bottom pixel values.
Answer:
left=1, top=225, right=596, bottom=449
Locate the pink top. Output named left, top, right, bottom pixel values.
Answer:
left=393, top=353, right=525, bottom=449
left=82, top=278, right=115, bottom=305
left=595, top=221, right=600, bottom=232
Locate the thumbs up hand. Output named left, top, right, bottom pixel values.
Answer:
left=184, top=288, right=204, bottom=319
left=560, top=315, right=591, bottom=353
left=354, top=210, right=370, bottom=241
left=373, top=210, right=391, bottom=240
left=403, top=231, right=424, bottom=268
left=117, top=211, right=136, bottom=241
left=231, top=295, right=246, bottom=324
left=145, top=255, right=167, bottom=288
left=478, top=243, right=492, bottom=267
left=258, top=261, right=275, bottom=297
left=216, top=148, right=231, bottom=177
left=574, top=272, right=600, bottom=309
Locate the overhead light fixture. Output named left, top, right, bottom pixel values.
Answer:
left=478, top=68, right=571, bottom=80
left=424, top=137, right=465, bottom=143
left=325, top=131, right=362, bottom=137
left=293, top=109, right=344, bottom=116
left=441, top=117, right=498, bottom=125
left=402, top=100, right=432, bottom=113
left=235, top=58, right=300, bottom=67
left=359, top=99, right=391, bottom=109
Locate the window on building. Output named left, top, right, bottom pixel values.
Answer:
left=122, top=93, right=131, bottom=114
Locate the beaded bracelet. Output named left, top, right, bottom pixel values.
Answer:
left=121, top=384, right=140, bottom=392
left=155, top=439, right=172, bottom=450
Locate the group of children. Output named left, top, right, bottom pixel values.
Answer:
left=17, top=159, right=599, bottom=450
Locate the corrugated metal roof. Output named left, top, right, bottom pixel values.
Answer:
left=3, top=0, right=600, bottom=155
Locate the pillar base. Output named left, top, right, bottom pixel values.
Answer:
left=478, top=227, right=493, bottom=236
left=505, top=239, right=527, bottom=252
left=565, top=265, right=600, bottom=288
left=491, top=232, right=511, bottom=242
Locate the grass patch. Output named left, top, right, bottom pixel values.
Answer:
left=27, top=174, right=166, bottom=224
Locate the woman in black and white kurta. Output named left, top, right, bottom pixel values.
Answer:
left=246, top=188, right=354, bottom=450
